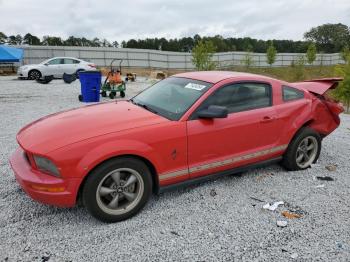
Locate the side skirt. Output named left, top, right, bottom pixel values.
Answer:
left=158, top=157, right=282, bottom=194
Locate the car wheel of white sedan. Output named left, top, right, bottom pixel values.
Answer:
left=82, top=157, right=152, bottom=223
left=28, top=70, right=41, bottom=80
left=282, top=127, right=321, bottom=171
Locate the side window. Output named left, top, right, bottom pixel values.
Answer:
left=193, top=82, right=272, bottom=118
left=64, top=59, right=75, bottom=64
left=47, top=59, right=62, bottom=65
left=282, top=86, right=304, bottom=101
left=73, top=59, right=80, bottom=64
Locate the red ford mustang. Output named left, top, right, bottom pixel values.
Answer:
left=10, top=71, right=343, bottom=222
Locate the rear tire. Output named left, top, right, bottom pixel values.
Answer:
left=76, top=69, right=84, bottom=79
left=82, top=157, right=152, bottom=223
left=282, top=127, right=321, bottom=171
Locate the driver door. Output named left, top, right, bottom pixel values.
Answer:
left=44, top=58, right=64, bottom=77
left=187, top=82, right=279, bottom=179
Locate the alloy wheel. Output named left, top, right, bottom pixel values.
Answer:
left=295, top=136, right=318, bottom=169
left=96, top=168, right=144, bottom=215
left=29, top=71, right=40, bottom=80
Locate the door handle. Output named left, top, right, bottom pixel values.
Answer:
left=260, top=116, right=275, bottom=123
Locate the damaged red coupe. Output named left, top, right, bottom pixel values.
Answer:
left=10, top=71, right=343, bottom=222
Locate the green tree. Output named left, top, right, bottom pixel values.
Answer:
left=112, top=41, right=119, bottom=48
left=306, top=42, right=317, bottom=64
left=192, top=40, right=217, bottom=70
left=91, top=37, right=101, bottom=47
left=23, top=33, right=41, bottom=45
left=341, top=46, right=350, bottom=62
left=304, top=23, right=350, bottom=52
left=15, top=34, right=22, bottom=45
left=0, top=32, right=7, bottom=44
left=266, top=41, right=277, bottom=66
left=81, top=37, right=92, bottom=47
left=64, top=36, right=82, bottom=46
left=101, top=39, right=112, bottom=47
left=241, top=52, right=254, bottom=68
left=334, top=57, right=350, bottom=112
left=42, top=36, right=63, bottom=46
left=292, top=55, right=306, bottom=81
left=7, top=35, right=18, bottom=45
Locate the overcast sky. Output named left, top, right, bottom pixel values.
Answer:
left=1, top=0, right=349, bottom=42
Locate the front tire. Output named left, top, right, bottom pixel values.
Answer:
left=282, top=127, right=321, bottom=171
left=82, top=157, right=152, bottom=223
left=28, top=70, right=41, bottom=80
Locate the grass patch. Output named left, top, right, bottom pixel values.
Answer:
left=231, top=65, right=339, bottom=82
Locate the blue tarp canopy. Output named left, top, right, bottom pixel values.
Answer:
left=0, top=45, right=24, bottom=62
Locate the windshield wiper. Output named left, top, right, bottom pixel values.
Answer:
left=129, top=99, right=158, bottom=114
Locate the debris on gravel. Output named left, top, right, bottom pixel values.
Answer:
left=256, top=172, right=274, bottom=181
left=325, top=164, right=337, bottom=171
left=209, top=189, right=217, bottom=197
left=316, top=176, right=335, bottom=181
left=276, top=220, right=288, bottom=227
left=0, top=76, right=350, bottom=261
left=315, top=184, right=325, bottom=188
left=263, top=201, right=284, bottom=211
left=281, top=211, right=303, bottom=219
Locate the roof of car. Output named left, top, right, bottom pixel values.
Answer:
left=50, top=57, right=81, bottom=60
left=173, top=71, right=275, bottom=84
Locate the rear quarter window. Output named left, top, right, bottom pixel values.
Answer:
left=282, top=86, right=304, bottom=101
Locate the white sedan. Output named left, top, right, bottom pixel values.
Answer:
left=17, top=57, right=96, bottom=80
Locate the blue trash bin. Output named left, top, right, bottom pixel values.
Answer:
left=78, top=71, right=102, bottom=102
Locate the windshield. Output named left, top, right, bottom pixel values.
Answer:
left=40, top=59, right=51, bottom=64
left=131, top=77, right=212, bottom=120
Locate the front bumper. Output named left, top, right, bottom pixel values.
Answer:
left=9, top=147, right=82, bottom=207
left=17, top=68, right=28, bottom=78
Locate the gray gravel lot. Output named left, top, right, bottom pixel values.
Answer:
left=0, top=76, right=349, bottom=261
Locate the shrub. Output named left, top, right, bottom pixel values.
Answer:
left=266, top=42, right=277, bottom=66
left=241, top=52, right=254, bottom=68
left=306, top=43, right=317, bottom=65
left=192, top=40, right=217, bottom=70
left=334, top=56, right=350, bottom=113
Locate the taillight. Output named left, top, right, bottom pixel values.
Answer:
left=325, top=101, right=344, bottom=115
left=88, top=64, right=96, bottom=68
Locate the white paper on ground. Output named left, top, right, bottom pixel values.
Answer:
left=263, top=201, right=284, bottom=211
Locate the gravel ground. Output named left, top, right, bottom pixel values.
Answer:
left=0, top=76, right=349, bottom=262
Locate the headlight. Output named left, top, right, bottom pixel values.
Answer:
left=33, top=156, right=60, bottom=177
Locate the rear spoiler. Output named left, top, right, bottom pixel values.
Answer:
left=292, top=78, right=343, bottom=95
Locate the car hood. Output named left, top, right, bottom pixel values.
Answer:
left=17, top=101, right=168, bottom=153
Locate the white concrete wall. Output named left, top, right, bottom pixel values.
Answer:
left=18, top=45, right=344, bottom=69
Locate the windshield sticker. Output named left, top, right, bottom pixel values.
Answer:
left=184, top=83, right=207, bottom=91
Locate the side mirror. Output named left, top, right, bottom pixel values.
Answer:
left=44, top=63, right=48, bottom=66
left=197, top=105, right=228, bottom=119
